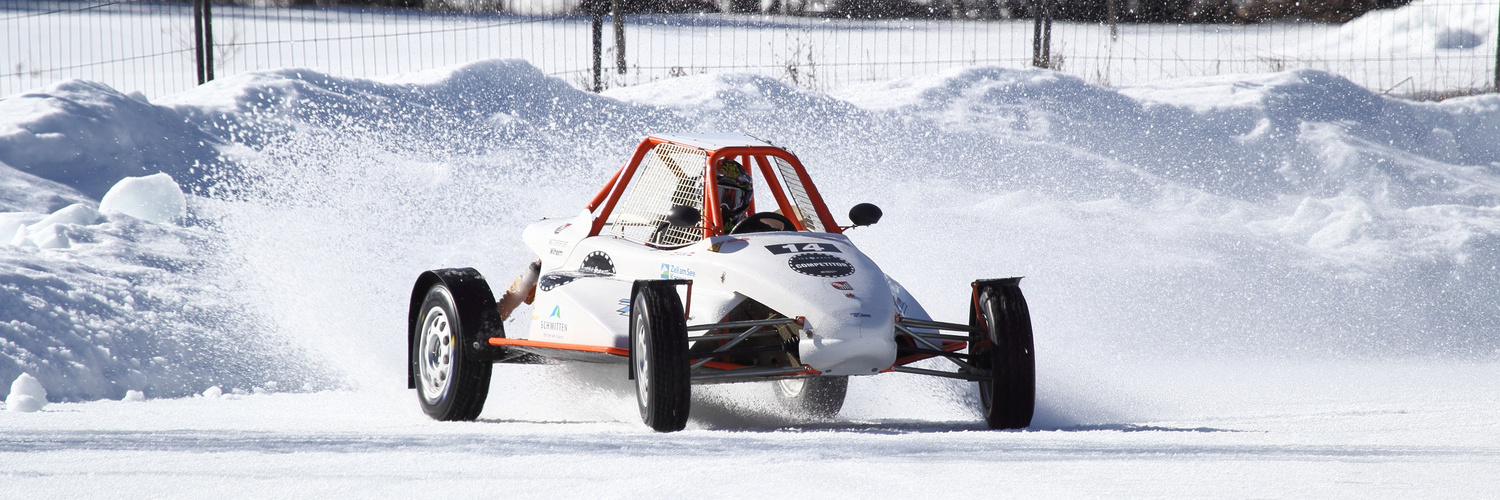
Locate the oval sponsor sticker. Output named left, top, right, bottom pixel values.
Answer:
left=788, top=252, right=855, bottom=278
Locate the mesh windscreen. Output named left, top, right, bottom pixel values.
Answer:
left=607, top=143, right=708, bottom=247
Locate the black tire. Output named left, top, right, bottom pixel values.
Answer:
left=971, top=282, right=1035, bottom=429
left=632, top=285, right=691, bottom=432
left=412, top=283, right=492, bottom=421
left=773, top=376, right=848, bottom=419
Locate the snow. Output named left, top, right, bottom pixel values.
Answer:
left=5, top=372, right=46, bottom=412
left=98, top=173, right=188, bottom=224
left=1, top=0, right=1499, bottom=494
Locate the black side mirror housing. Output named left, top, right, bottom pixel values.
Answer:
left=667, top=205, right=702, bottom=228
left=848, top=203, right=882, bottom=226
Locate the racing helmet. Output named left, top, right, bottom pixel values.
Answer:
left=716, top=158, right=752, bottom=225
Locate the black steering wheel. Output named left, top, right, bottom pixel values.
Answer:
left=729, top=212, right=797, bottom=234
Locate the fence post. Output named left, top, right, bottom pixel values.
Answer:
left=192, top=0, right=215, bottom=85
left=194, top=0, right=205, bottom=85
left=204, top=0, right=214, bottom=82
left=613, top=0, right=626, bottom=74
left=1032, top=0, right=1051, bottom=68
left=1107, top=0, right=1118, bottom=41
left=591, top=0, right=604, bottom=92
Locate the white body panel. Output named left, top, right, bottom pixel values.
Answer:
left=519, top=215, right=926, bottom=377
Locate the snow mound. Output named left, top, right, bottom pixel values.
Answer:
left=99, top=173, right=187, bottom=224
left=0, top=172, right=332, bottom=402
left=6, top=372, right=47, bottom=412
left=1335, top=0, right=1499, bottom=55
left=0, top=80, right=226, bottom=199
left=11, top=203, right=100, bottom=249
left=0, top=160, right=90, bottom=213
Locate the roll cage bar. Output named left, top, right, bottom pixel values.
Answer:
left=585, top=136, right=844, bottom=239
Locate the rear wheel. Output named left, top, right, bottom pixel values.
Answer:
left=972, top=282, right=1035, bottom=429
left=632, top=285, right=691, bottom=432
left=413, top=283, right=492, bottom=421
left=773, top=376, right=848, bottom=419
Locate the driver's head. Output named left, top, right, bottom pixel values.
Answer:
left=716, top=158, right=752, bottom=228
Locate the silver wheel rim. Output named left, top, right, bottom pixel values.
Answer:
left=776, top=377, right=806, bottom=399
left=633, top=297, right=650, bottom=412
left=419, top=302, right=454, bottom=405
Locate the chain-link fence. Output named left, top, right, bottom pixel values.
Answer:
left=3, top=0, right=1497, bottom=99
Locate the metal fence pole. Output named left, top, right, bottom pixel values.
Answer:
left=591, top=0, right=603, bottom=92
left=1031, top=0, right=1042, bottom=68
left=1031, top=0, right=1050, bottom=68
left=193, top=0, right=205, bottom=85
left=613, top=0, right=626, bottom=74
left=1107, top=0, right=1118, bottom=41
left=1042, top=0, right=1052, bottom=68
left=204, top=0, right=214, bottom=82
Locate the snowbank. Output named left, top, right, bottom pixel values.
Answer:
left=2, top=53, right=1498, bottom=405
left=0, top=173, right=330, bottom=402
left=1331, top=0, right=1499, bottom=56
left=0, top=80, right=227, bottom=199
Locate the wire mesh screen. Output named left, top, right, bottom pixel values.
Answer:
left=2, top=0, right=1497, bottom=99
left=768, top=156, right=826, bottom=232
left=3, top=1, right=198, bottom=97
left=1052, top=0, right=1498, bottom=96
left=2, top=1, right=587, bottom=98
left=607, top=142, right=708, bottom=247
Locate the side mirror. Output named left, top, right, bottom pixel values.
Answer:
left=667, top=205, right=701, bottom=228
left=848, top=203, right=882, bottom=227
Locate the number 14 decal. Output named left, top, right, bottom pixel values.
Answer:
left=765, top=243, right=841, bottom=254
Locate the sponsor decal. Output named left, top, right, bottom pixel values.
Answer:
left=660, top=263, right=697, bottom=279
left=538, top=273, right=579, bottom=292
left=894, top=296, right=909, bottom=316
left=579, top=251, right=615, bottom=276
left=548, top=239, right=568, bottom=247
left=553, top=223, right=572, bottom=234
left=617, top=298, right=631, bottom=316
left=788, top=252, right=855, bottom=278
left=549, top=248, right=564, bottom=256
left=539, top=306, right=567, bottom=331
left=850, top=312, right=871, bottom=318
left=766, top=243, right=841, bottom=255
left=831, top=281, right=853, bottom=291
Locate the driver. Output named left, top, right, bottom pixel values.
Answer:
left=717, top=158, right=752, bottom=232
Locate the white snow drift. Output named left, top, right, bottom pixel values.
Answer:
left=2, top=57, right=1500, bottom=408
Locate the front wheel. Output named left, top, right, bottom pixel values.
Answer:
left=413, top=283, right=492, bottom=421
left=773, top=376, right=848, bottom=419
left=632, top=284, right=691, bottom=432
left=972, top=281, right=1035, bottom=429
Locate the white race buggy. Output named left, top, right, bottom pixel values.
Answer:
left=407, top=133, right=1035, bottom=432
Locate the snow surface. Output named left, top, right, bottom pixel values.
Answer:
left=3, top=7, right=1500, bottom=492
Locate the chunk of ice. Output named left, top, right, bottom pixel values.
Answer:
left=99, top=173, right=186, bottom=224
